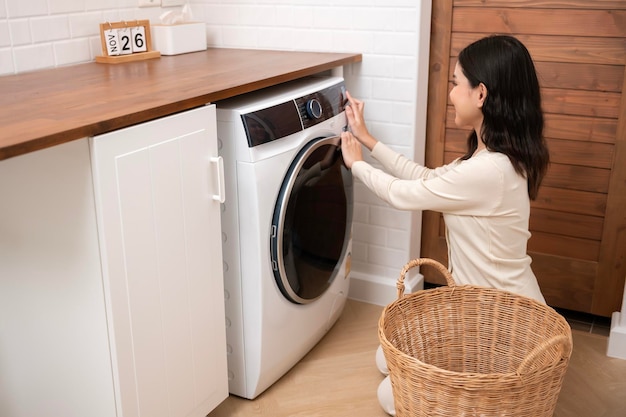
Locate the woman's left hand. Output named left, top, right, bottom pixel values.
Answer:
left=340, top=131, right=363, bottom=169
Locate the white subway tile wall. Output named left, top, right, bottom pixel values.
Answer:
left=1, top=0, right=164, bottom=74
left=1, top=0, right=432, bottom=296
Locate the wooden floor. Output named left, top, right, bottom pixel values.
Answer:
left=208, top=299, right=626, bottom=417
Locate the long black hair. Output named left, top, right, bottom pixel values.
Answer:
left=458, top=35, right=549, bottom=200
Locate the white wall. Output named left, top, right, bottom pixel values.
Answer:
left=0, top=0, right=159, bottom=74
left=0, top=0, right=432, bottom=305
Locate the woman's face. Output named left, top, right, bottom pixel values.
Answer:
left=449, top=62, right=485, bottom=132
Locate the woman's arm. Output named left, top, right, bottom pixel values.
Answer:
left=352, top=152, right=506, bottom=215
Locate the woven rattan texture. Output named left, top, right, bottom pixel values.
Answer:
left=378, top=258, right=572, bottom=417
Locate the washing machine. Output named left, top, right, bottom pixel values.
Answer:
left=216, top=75, right=353, bottom=399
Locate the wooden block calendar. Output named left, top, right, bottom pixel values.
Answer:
left=96, top=20, right=161, bottom=64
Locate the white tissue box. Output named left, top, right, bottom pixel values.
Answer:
left=151, top=22, right=207, bottom=56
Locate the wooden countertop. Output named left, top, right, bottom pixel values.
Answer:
left=0, top=48, right=361, bottom=161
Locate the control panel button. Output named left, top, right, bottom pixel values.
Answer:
left=306, top=99, right=323, bottom=119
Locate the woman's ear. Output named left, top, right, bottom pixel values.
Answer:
left=477, top=83, right=488, bottom=108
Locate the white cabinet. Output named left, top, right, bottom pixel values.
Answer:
left=90, top=105, right=228, bottom=417
left=0, top=139, right=117, bottom=417
left=0, top=105, right=227, bottom=417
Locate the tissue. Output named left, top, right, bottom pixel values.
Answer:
left=151, top=5, right=207, bottom=56
left=159, top=4, right=193, bottom=25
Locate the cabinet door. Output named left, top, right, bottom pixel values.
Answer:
left=90, top=105, right=228, bottom=417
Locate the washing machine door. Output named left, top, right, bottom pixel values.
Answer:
left=270, top=135, right=353, bottom=304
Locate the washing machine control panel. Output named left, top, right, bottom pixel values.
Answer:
left=241, top=80, right=345, bottom=148
left=305, top=98, right=323, bottom=120
left=295, top=82, right=345, bottom=129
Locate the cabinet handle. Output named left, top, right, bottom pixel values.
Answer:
left=210, top=156, right=226, bottom=203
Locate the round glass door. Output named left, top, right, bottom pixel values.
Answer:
left=270, top=136, right=353, bottom=304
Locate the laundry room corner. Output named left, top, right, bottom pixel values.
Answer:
left=348, top=267, right=424, bottom=307
left=192, top=0, right=434, bottom=306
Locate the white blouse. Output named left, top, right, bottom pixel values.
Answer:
left=351, top=142, right=546, bottom=303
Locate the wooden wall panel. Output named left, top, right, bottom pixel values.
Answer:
left=422, top=0, right=626, bottom=316
left=543, top=164, right=611, bottom=194
left=449, top=61, right=625, bottom=93
left=445, top=129, right=615, bottom=171
left=420, top=0, right=454, bottom=284
left=528, top=231, right=600, bottom=261
left=536, top=187, right=605, bottom=216
left=454, top=0, right=626, bottom=9
left=546, top=139, right=614, bottom=169
left=451, top=34, right=626, bottom=65
left=594, top=63, right=626, bottom=314
left=452, top=9, right=626, bottom=37
left=544, top=114, right=617, bottom=144
left=530, top=208, right=603, bottom=240
left=542, top=88, right=621, bottom=118
left=531, top=253, right=596, bottom=312
left=535, top=62, right=624, bottom=92
left=446, top=107, right=619, bottom=144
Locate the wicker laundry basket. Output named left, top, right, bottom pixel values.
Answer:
left=378, top=258, right=573, bottom=417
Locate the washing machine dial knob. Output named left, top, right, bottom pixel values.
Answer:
left=306, top=99, right=323, bottom=119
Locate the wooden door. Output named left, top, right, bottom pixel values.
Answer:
left=422, top=0, right=626, bottom=317
left=90, top=105, right=228, bottom=416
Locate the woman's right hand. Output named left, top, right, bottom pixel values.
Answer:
left=344, top=91, right=378, bottom=151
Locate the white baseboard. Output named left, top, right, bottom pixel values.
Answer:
left=607, top=312, right=626, bottom=360
left=348, top=271, right=424, bottom=307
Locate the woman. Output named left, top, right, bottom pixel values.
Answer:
left=340, top=35, right=550, bottom=415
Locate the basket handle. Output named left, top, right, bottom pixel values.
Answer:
left=516, top=334, right=572, bottom=375
left=396, top=258, right=455, bottom=298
